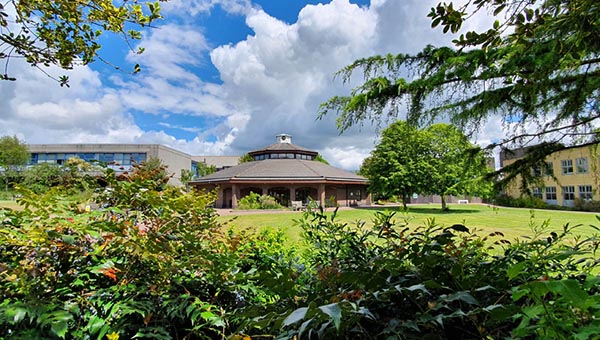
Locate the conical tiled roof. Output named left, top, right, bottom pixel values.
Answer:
left=190, top=158, right=367, bottom=184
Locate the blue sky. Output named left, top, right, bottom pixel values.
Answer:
left=0, top=0, right=500, bottom=170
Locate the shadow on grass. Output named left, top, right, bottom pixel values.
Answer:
left=355, top=206, right=481, bottom=215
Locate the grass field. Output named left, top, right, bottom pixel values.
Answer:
left=3, top=200, right=598, bottom=246
left=218, top=204, right=600, bottom=245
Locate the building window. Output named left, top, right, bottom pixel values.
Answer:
left=546, top=187, right=557, bottom=200
left=532, top=187, right=543, bottom=199
left=532, top=165, right=542, bottom=177
left=579, top=185, right=593, bottom=201
left=576, top=157, right=589, bottom=174
left=563, top=186, right=575, bottom=201
left=545, top=162, right=554, bottom=176
left=99, top=153, right=114, bottom=163
left=561, top=159, right=573, bottom=175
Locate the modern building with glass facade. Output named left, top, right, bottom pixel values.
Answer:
left=500, top=142, right=599, bottom=207
left=28, top=144, right=211, bottom=186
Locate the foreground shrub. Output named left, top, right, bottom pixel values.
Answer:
left=0, top=168, right=291, bottom=339
left=235, top=208, right=600, bottom=339
left=1, top=165, right=599, bottom=339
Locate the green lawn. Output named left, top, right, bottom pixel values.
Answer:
left=219, top=204, right=600, bottom=245
left=3, top=199, right=597, bottom=246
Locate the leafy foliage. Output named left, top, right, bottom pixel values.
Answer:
left=117, top=157, right=171, bottom=191
left=361, top=122, right=492, bottom=209
left=196, top=162, right=217, bottom=177
left=0, top=165, right=292, bottom=339
left=0, top=135, right=29, bottom=191
left=237, top=192, right=282, bottom=210
left=238, top=153, right=254, bottom=164
left=319, top=0, right=600, bottom=158
left=0, top=0, right=164, bottom=84
left=21, top=157, right=96, bottom=194
left=237, top=208, right=600, bottom=339
left=314, top=154, right=329, bottom=165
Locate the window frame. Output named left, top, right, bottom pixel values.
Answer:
left=561, top=159, right=574, bottom=175
left=576, top=157, right=589, bottom=174
left=546, top=186, right=557, bottom=200
left=578, top=185, right=593, bottom=201
left=562, top=186, right=575, bottom=201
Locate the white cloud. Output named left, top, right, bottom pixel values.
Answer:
left=1, top=0, right=506, bottom=171
left=320, top=146, right=373, bottom=171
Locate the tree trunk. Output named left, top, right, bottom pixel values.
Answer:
left=402, top=193, right=408, bottom=209
left=441, top=195, right=448, bottom=211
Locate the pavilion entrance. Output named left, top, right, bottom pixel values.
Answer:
left=268, top=187, right=290, bottom=207
left=295, top=187, right=317, bottom=205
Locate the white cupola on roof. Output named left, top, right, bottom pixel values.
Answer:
left=276, top=133, right=292, bottom=144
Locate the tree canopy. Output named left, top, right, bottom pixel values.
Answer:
left=320, top=0, right=600, bottom=153
left=0, top=0, right=164, bottom=85
left=238, top=153, right=254, bottom=164
left=360, top=122, right=491, bottom=209
left=0, top=135, right=29, bottom=190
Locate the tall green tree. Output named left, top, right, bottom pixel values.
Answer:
left=320, top=0, right=600, bottom=171
left=359, top=121, right=431, bottom=208
left=0, top=135, right=29, bottom=191
left=361, top=122, right=491, bottom=210
left=1, top=0, right=164, bottom=85
left=422, top=123, right=492, bottom=210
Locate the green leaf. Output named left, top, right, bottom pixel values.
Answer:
left=507, top=262, right=527, bottom=280
left=404, top=284, right=431, bottom=295
left=61, top=234, right=76, bottom=244
left=319, top=303, right=342, bottom=331
left=86, top=315, right=106, bottom=334
left=45, top=311, right=73, bottom=339
left=10, top=306, right=28, bottom=323
left=512, top=287, right=530, bottom=301
left=283, top=307, right=308, bottom=327
left=446, top=291, right=479, bottom=305
left=447, top=224, right=469, bottom=233
left=546, top=280, right=588, bottom=309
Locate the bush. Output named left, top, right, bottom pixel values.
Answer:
left=574, top=198, right=600, bottom=212
left=497, top=194, right=600, bottom=213
left=0, top=169, right=291, bottom=339
left=495, top=193, right=549, bottom=209
left=237, top=192, right=282, bottom=210
left=235, top=208, right=600, bottom=339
